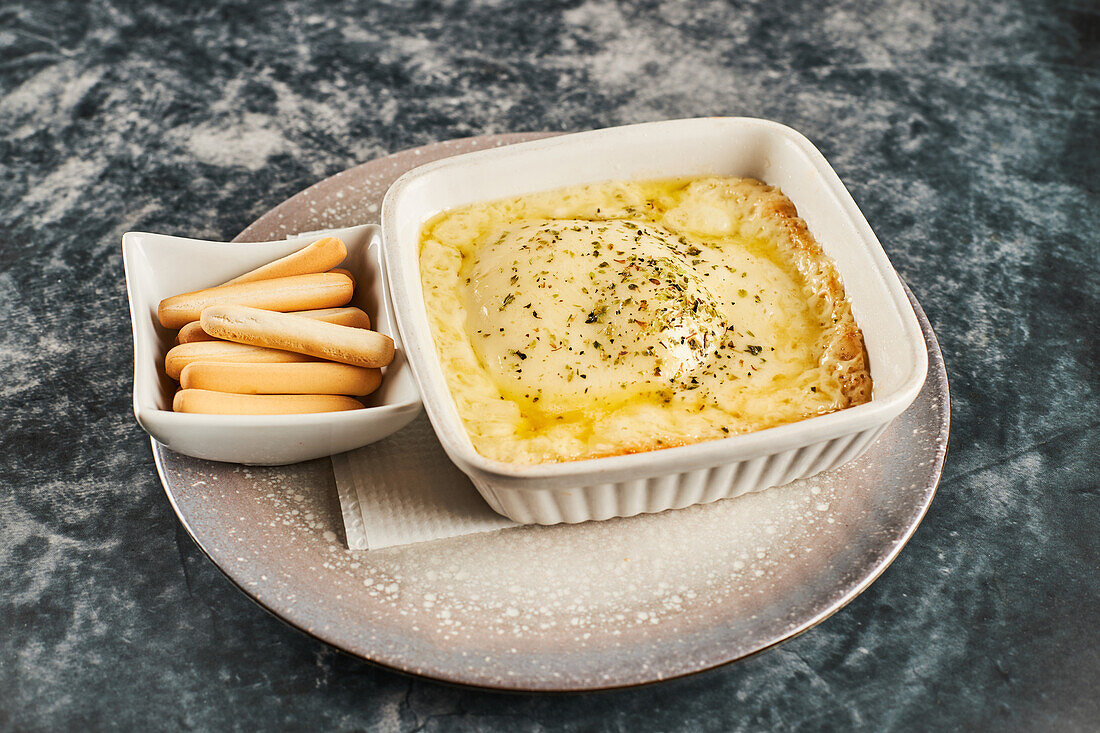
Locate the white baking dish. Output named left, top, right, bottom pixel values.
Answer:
left=124, top=224, right=421, bottom=465
left=382, top=117, right=927, bottom=524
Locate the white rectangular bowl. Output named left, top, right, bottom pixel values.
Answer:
left=382, top=118, right=928, bottom=524
left=124, top=224, right=421, bottom=465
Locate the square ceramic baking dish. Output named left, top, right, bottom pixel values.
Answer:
left=382, top=117, right=928, bottom=524
left=124, top=224, right=421, bottom=465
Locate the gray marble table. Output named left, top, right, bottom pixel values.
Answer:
left=1, top=1, right=1096, bottom=730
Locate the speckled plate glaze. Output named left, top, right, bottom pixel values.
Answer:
left=152, top=133, right=950, bottom=691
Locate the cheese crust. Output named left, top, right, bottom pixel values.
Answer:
left=420, top=177, right=871, bottom=464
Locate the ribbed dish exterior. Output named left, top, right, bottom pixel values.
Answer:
left=472, top=425, right=888, bottom=525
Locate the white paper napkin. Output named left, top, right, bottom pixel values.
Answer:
left=331, top=416, right=516, bottom=550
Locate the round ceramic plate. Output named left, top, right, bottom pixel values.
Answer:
left=153, top=133, right=950, bottom=691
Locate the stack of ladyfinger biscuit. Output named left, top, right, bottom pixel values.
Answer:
left=158, top=237, right=395, bottom=415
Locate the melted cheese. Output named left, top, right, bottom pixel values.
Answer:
left=420, top=177, right=871, bottom=464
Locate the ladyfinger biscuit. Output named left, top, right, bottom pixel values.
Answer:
left=164, top=340, right=313, bottom=380
left=222, top=237, right=347, bottom=286
left=328, top=267, right=356, bottom=287
left=173, top=389, right=363, bottom=415
left=180, top=361, right=382, bottom=397
left=201, top=305, right=395, bottom=369
left=175, top=306, right=370, bottom=344
left=176, top=320, right=217, bottom=344
left=297, top=306, right=370, bottom=329
left=157, top=272, right=353, bottom=329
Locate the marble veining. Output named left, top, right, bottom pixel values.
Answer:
left=0, top=0, right=1096, bottom=730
